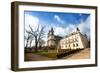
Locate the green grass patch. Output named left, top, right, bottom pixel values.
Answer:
left=33, top=50, right=58, bottom=58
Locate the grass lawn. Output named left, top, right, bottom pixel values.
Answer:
left=33, top=50, right=58, bottom=59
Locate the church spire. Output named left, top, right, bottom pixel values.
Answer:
left=51, top=27, right=54, bottom=32
left=76, top=27, right=80, bottom=32
left=50, top=27, right=54, bottom=35
left=48, top=27, right=54, bottom=36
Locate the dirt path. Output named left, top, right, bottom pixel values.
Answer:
left=25, top=53, right=52, bottom=61
left=63, top=48, right=90, bottom=60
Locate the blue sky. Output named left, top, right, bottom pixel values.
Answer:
left=25, top=11, right=90, bottom=28
left=24, top=11, right=90, bottom=44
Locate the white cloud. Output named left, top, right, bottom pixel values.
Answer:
left=53, top=24, right=76, bottom=37
left=54, top=15, right=64, bottom=24
left=54, top=27, right=66, bottom=36
left=54, top=15, right=60, bottom=21
left=78, top=16, right=90, bottom=38
left=25, top=13, right=39, bottom=31
left=65, top=24, right=76, bottom=34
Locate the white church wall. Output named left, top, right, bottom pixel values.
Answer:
left=60, top=32, right=88, bottom=50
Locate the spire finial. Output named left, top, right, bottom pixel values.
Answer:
left=51, top=27, right=53, bottom=31
left=76, top=27, right=80, bottom=31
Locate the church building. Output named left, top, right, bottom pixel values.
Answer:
left=47, top=27, right=62, bottom=48
left=47, top=27, right=89, bottom=50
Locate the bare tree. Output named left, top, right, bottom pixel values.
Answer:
left=26, top=24, right=45, bottom=52
left=38, top=39, right=45, bottom=48
left=24, top=33, right=32, bottom=48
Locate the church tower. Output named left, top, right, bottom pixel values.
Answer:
left=47, top=27, right=55, bottom=47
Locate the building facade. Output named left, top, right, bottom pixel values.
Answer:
left=47, top=27, right=62, bottom=48
left=47, top=27, right=89, bottom=50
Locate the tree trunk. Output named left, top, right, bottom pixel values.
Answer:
left=29, top=40, right=32, bottom=51
left=26, top=40, right=29, bottom=48
left=30, top=40, right=32, bottom=48
left=35, top=36, right=38, bottom=52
